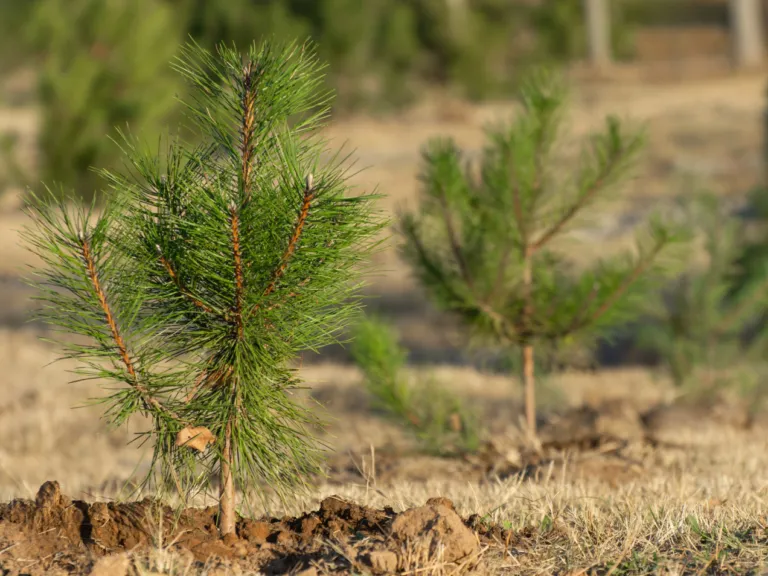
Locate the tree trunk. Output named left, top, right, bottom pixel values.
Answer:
left=583, top=0, right=612, bottom=69
left=219, top=417, right=236, bottom=537
left=730, top=0, right=764, bottom=69
left=446, top=0, right=468, bottom=42
left=523, top=344, right=536, bottom=434
left=522, top=250, right=536, bottom=435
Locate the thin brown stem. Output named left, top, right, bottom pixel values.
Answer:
left=521, top=250, right=536, bottom=435
left=579, top=243, right=664, bottom=330
left=530, top=158, right=618, bottom=253
left=714, top=273, right=768, bottom=336
left=156, top=246, right=215, bottom=315
left=240, top=62, right=257, bottom=202
left=219, top=414, right=236, bottom=537
left=523, top=344, right=536, bottom=435
left=80, top=237, right=177, bottom=419
left=436, top=185, right=474, bottom=291
left=230, top=204, right=245, bottom=340
left=261, top=174, right=315, bottom=300
left=492, top=183, right=526, bottom=302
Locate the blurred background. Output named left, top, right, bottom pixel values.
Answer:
left=2, top=0, right=768, bottom=499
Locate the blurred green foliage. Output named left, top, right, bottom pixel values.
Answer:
left=351, top=315, right=482, bottom=456
left=636, top=192, right=768, bottom=409
left=0, top=0, right=740, bottom=201
left=12, top=0, right=184, bottom=202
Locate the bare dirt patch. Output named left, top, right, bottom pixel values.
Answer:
left=0, top=481, right=490, bottom=575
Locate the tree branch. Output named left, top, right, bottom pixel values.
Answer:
left=530, top=156, right=619, bottom=253
left=230, top=203, right=245, bottom=340
left=406, top=220, right=512, bottom=341
left=240, top=62, right=257, bottom=202
left=261, top=174, right=315, bottom=300
left=435, top=184, right=474, bottom=292
left=80, top=236, right=178, bottom=420
left=492, top=181, right=526, bottom=302
left=155, top=245, right=217, bottom=315
left=571, top=243, right=664, bottom=332
left=714, top=273, right=768, bottom=336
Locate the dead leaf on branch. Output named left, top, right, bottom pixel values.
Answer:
left=175, top=426, right=216, bottom=452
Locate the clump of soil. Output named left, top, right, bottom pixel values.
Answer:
left=0, top=481, right=490, bottom=575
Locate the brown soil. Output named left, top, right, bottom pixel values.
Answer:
left=0, top=481, right=491, bottom=575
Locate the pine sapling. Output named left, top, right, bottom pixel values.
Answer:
left=351, top=315, right=481, bottom=455
left=638, top=192, right=768, bottom=393
left=21, top=40, right=383, bottom=537
left=400, top=70, right=689, bottom=435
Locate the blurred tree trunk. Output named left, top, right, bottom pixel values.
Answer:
left=584, top=0, right=612, bottom=68
left=446, top=0, right=468, bottom=42
left=730, top=0, right=764, bottom=69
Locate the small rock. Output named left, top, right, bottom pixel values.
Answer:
left=89, top=552, right=130, bottom=576
left=296, top=567, right=318, bottom=576
left=390, top=503, right=477, bottom=563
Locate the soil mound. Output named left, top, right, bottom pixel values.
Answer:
left=0, top=481, right=487, bottom=575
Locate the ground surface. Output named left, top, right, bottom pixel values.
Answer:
left=1, top=66, right=768, bottom=574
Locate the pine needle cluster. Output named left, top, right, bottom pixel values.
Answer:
left=399, top=70, right=690, bottom=434
left=21, top=40, right=383, bottom=535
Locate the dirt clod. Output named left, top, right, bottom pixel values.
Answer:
left=364, top=550, right=399, bottom=573
left=390, top=502, right=478, bottom=563
left=89, top=552, right=130, bottom=576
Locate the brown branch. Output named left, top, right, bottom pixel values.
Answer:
left=80, top=236, right=178, bottom=420
left=435, top=184, right=474, bottom=292
left=240, top=62, right=257, bottom=202
left=184, top=364, right=233, bottom=403
left=492, top=182, right=526, bottom=302
left=563, top=282, right=602, bottom=335
left=530, top=156, right=619, bottom=253
left=156, top=246, right=215, bottom=314
left=230, top=203, right=245, bottom=340
left=572, top=243, right=664, bottom=332
left=262, top=174, right=315, bottom=300
left=408, top=215, right=512, bottom=341
left=714, top=273, right=768, bottom=336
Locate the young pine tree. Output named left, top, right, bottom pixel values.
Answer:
left=637, top=192, right=768, bottom=392
left=350, top=315, right=481, bottom=455
left=22, top=41, right=382, bottom=537
left=400, top=70, right=688, bottom=435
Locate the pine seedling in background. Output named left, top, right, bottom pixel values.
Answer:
left=21, top=40, right=383, bottom=537
left=351, top=316, right=481, bottom=455
left=637, top=193, right=768, bottom=401
left=400, top=70, right=689, bottom=435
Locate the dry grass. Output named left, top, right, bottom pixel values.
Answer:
left=2, top=328, right=768, bottom=574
